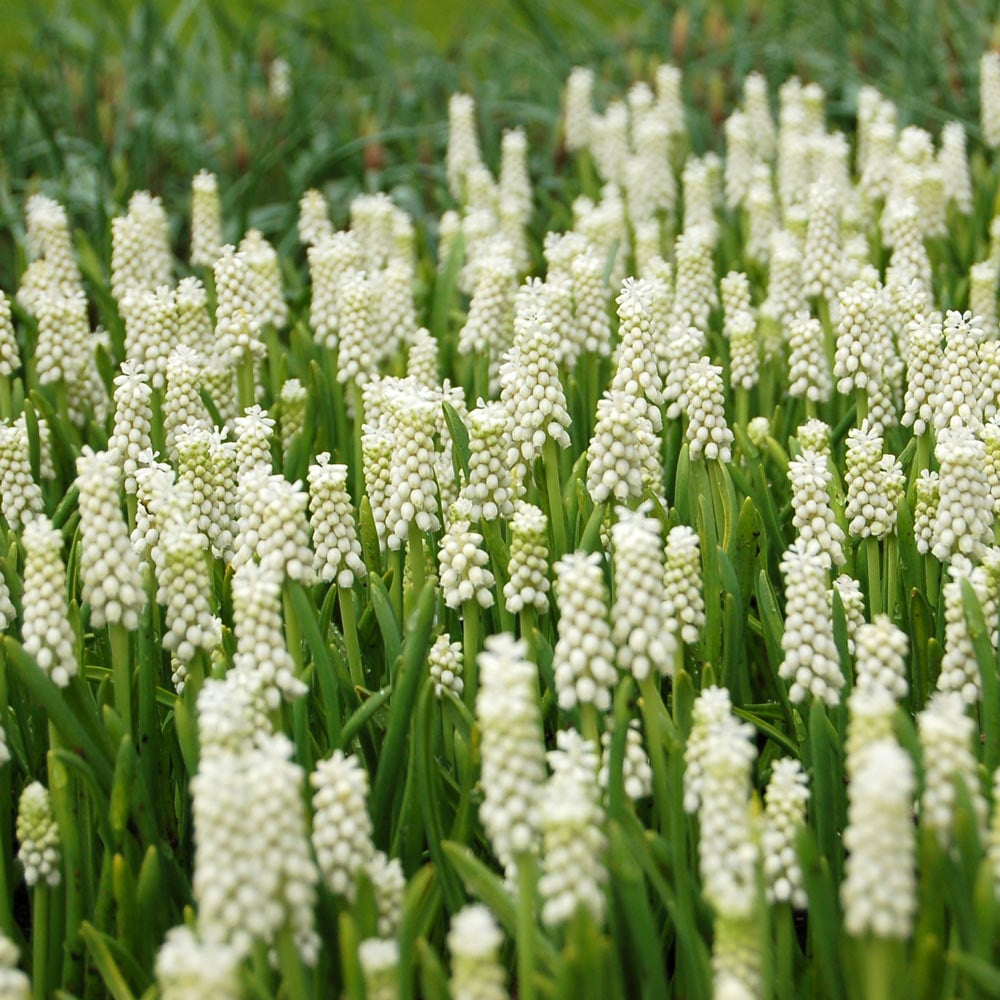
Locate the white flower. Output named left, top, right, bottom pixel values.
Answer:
left=503, top=504, right=550, bottom=615
left=463, top=401, right=516, bottom=522
left=844, top=421, right=904, bottom=539
left=309, top=453, right=366, bottom=588
left=933, top=310, right=984, bottom=433
left=664, top=525, right=705, bottom=645
left=446, top=93, right=486, bottom=205
left=156, top=926, right=241, bottom=1000
left=190, top=170, right=222, bottom=267
left=854, top=615, right=908, bottom=701
left=383, top=383, right=441, bottom=550
left=586, top=389, right=663, bottom=505
left=163, top=346, right=211, bottom=459
left=192, top=733, right=319, bottom=964
left=552, top=551, right=617, bottom=710
left=801, top=183, right=841, bottom=303
left=981, top=51, right=1000, bottom=149
left=901, top=312, right=942, bottom=436
left=359, top=938, right=399, bottom=1000
left=918, top=691, right=987, bottom=845
left=307, top=231, right=363, bottom=348
left=233, top=470, right=314, bottom=584
left=448, top=904, right=509, bottom=1000
left=683, top=358, right=733, bottom=463
left=938, top=561, right=995, bottom=705
left=75, top=447, right=145, bottom=630
left=788, top=448, right=844, bottom=569
left=563, top=67, right=594, bottom=153
left=499, top=311, right=572, bottom=476
left=0, top=932, right=30, bottom=1000
left=111, top=191, right=172, bottom=301
left=0, top=294, right=19, bottom=376
left=0, top=419, right=44, bottom=531
left=21, top=515, right=77, bottom=687
left=176, top=425, right=238, bottom=563
left=761, top=758, right=809, bottom=908
left=841, top=739, right=916, bottom=938
left=16, top=781, right=61, bottom=887
left=428, top=634, right=464, bottom=700
left=599, top=719, right=653, bottom=802
left=684, top=687, right=759, bottom=918
left=476, top=634, right=546, bottom=879
left=153, top=501, right=221, bottom=676
left=779, top=540, right=843, bottom=707
left=299, top=189, right=333, bottom=248
left=670, top=225, right=717, bottom=332
left=932, top=427, right=993, bottom=563
left=438, top=520, right=495, bottom=610
left=108, top=361, right=153, bottom=494
left=231, top=559, right=306, bottom=708
left=538, top=730, right=607, bottom=928
left=311, top=751, right=376, bottom=901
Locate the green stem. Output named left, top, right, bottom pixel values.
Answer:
left=339, top=585, right=365, bottom=690
left=884, top=536, right=898, bottom=621
left=926, top=556, right=941, bottom=610
left=735, top=386, right=749, bottom=428
left=31, top=885, right=48, bottom=1000
left=390, top=549, right=404, bottom=625
left=283, top=584, right=305, bottom=686
left=639, top=673, right=670, bottom=830
left=237, top=349, right=256, bottom=412
left=0, top=652, right=11, bottom=939
left=516, top=853, right=538, bottom=1000
left=276, top=924, right=311, bottom=1000
left=462, top=600, right=480, bottom=713
left=862, top=937, right=899, bottom=1000
left=776, top=904, right=794, bottom=1000
left=542, top=438, right=567, bottom=558
left=108, top=623, right=132, bottom=737
left=47, top=736, right=84, bottom=993
left=855, top=389, right=869, bottom=427
left=816, top=295, right=835, bottom=374
left=481, top=518, right=514, bottom=632
left=0, top=377, right=10, bottom=421
left=580, top=703, right=600, bottom=744
left=865, top=538, right=881, bottom=618
left=406, top=522, right=426, bottom=617
left=351, top=381, right=365, bottom=505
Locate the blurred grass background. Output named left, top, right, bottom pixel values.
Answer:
left=2, top=0, right=999, bottom=291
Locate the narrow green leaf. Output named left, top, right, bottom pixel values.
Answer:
left=962, top=578, right=1000, bottom=773
left=78, top=923, right=137, bottom=1000
left=369, top=572, right=402, bottom=672
left=4, top=638, right=113, bottom=791
left=948, top=952, right=1000, bottom=997
left=442, top=401, right=471, bottom=478
left=371, top=583, right=435, bottom=842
